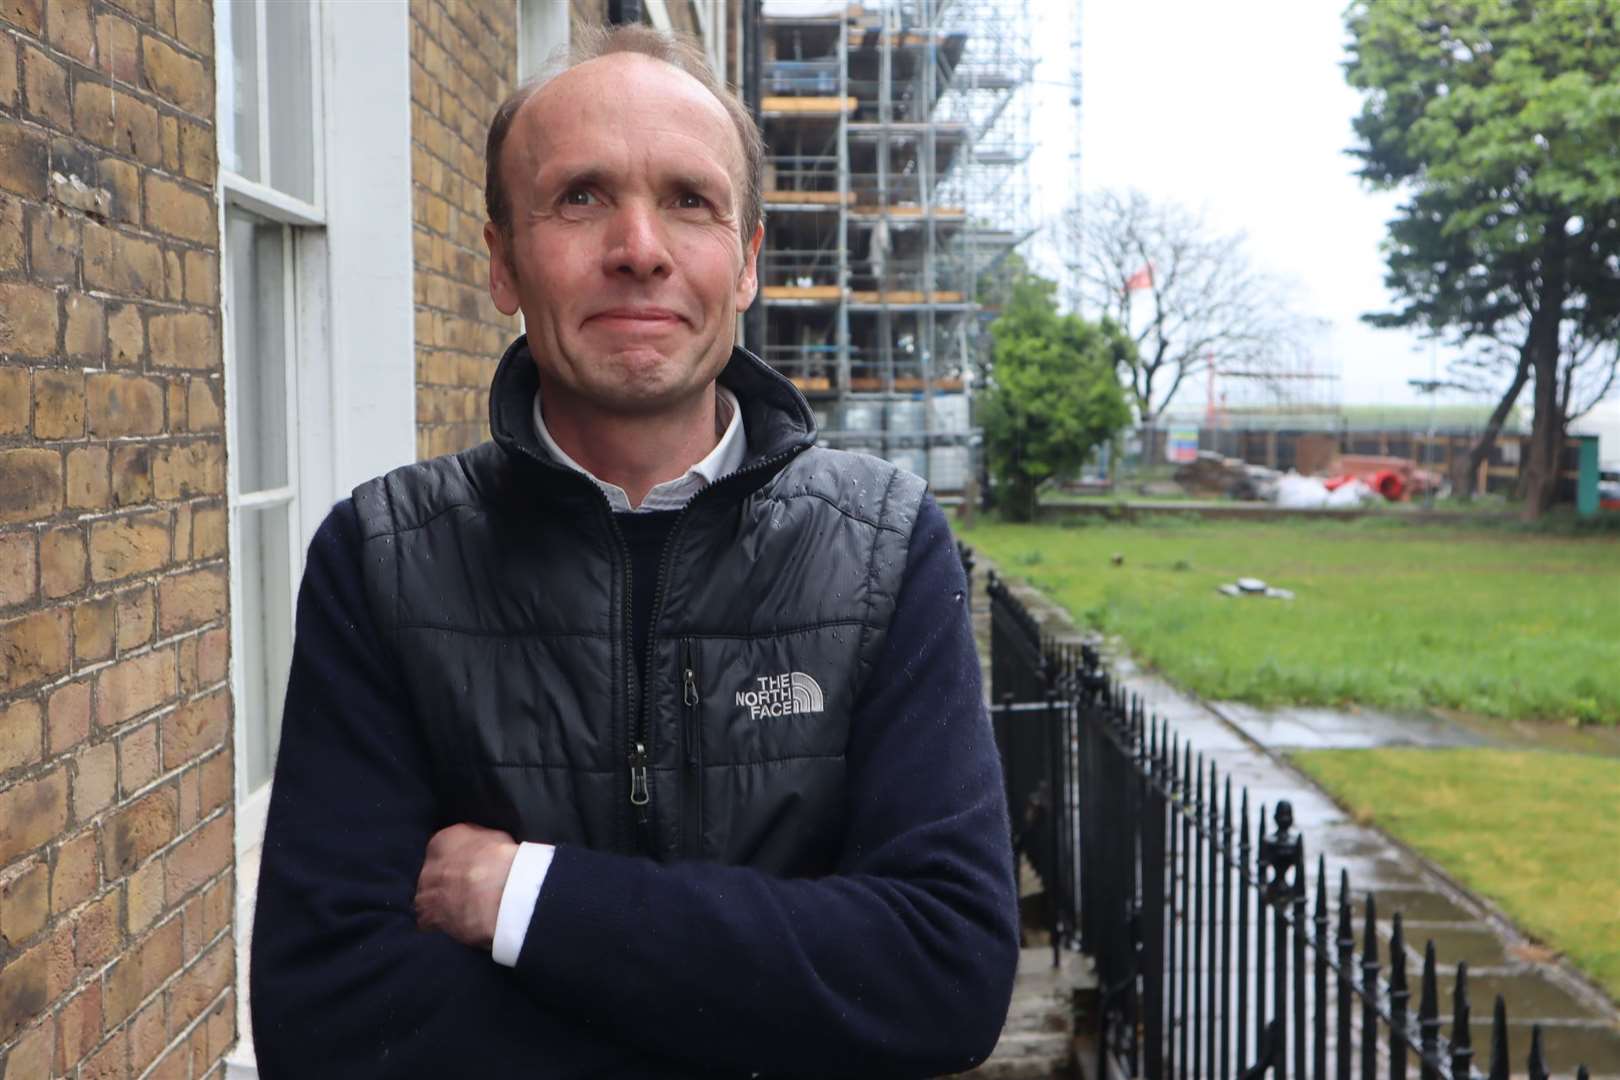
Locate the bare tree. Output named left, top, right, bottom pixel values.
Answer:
left=1064, top=189, right=1322, bottom=425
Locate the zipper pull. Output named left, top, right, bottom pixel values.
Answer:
left=629, top=742, right=650, bottom=806
left=683, top=665, right=699, bottom=707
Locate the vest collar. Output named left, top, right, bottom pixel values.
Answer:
left=487, top=335, right=819, bottom=501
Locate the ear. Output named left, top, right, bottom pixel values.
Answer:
left=485, top=221, right=521, bottom=317
left=734, top=222, right=764, bottom=311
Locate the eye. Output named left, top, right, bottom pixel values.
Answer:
left=562, top=188, right=597, bottom=207
left=676, top=192, right=709, bottom=210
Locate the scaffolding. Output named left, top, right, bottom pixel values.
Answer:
left=754, top=0, right=1034, bottom=491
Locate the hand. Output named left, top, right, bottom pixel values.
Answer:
left=414, top=823, right=520, bottom=950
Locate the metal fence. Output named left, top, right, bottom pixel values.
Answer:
left=975, top=558, right=1593, bottom=1080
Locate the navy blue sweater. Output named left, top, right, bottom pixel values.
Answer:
left=250, top=491, right=1017, bottom=1078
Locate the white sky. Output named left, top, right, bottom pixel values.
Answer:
left=1022, top=0, right=1476, bottom=408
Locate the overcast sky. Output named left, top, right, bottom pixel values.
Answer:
left=1022, top=0, right=1476, bottom=408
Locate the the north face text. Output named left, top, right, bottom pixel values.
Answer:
left=736, top=672, right=825, bottom=719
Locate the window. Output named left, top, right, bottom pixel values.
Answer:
left=518, top=0, right=571, bottom=79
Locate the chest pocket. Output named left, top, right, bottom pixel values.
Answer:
left=685, top=631, right=858, bottom=873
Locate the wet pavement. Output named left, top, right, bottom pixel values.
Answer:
left=966, top=558, right=1620, bottom=1078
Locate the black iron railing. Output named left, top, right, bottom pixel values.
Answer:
left=974, top=557, right=1592, bottom=1080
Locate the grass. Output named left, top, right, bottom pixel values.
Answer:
left=1293, top=747, right=1620, bottom=1003
left=961, top=516, right=1620, bottom=725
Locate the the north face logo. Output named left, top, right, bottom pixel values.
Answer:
left=735, top=672, right=824, bottom=719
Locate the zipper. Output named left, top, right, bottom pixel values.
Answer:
left=681, top=638, right=701, bottom=857
left=630, top=443, right=807, bottom=858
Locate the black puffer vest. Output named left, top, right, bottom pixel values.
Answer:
left=351, top=339, right=926, bottom=873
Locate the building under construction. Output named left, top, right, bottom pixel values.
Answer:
left=749, top=0, right=1034, bottom=492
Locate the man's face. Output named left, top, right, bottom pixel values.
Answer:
left=485, top=54, right=763, bottom=418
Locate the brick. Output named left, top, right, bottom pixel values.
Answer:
left=0, top=366, right=27, bottom=434
left=174, top=755, right=197, bottom=821
left=54, top=982, right=101, bottom=1073
left=78, top=1025, right=127, bottom=1080
left=89, top=512, right=169, bottom=584
left=43, top=918, right=74, bottom=1005
left=104, top=916, right=180, bottom=1024
left=160, top=690, right=224, bottom=771
left=38, top=526, right=86, bottom=599
left=73, top=594, right=115, bottom=663
left=152, top=441, right=223, bottom=500
left=0, top=31, right=14, bottom=109
left=94, top=647, right=174, bottom=729
left=73, top=82, right=161, bottom=165
left=0, top=282, right=61, bottom=356
left=5, top=1014, right=54, bottom=1080
left=0, top=767, right=68, bottom=867
left=177, top=118, right=213, bottom=184
left=185, top=378, right=220, bottom=432
left=63, top=451, right=109, bottom=515
left=26, top=203, right=76, bottom=285
left=159, top=112, right=179, bottom=173
left=141, top=35, right=209, bottom=116
left=84, top=221, right=164, bottom=298
left=190, top=507, right=224, bottom=560
left=107, top=304, right=144, bottom=366
left=21, top=44, right=71, bottom=130
left=166, top=934, right=230, bottom=1036
left=162, top=245, right=182, bottom=300
left=32, top=367, right=84, bottom=440
left=50, top=827, right=98, bottom=915
left=72, top=739, right=116, bottom=820
left=115, top=585, right=154, bottom=651
left=197, top=750, right=227, bottom=814
left=0, top=939, right=47, bottom=1042
left=144, top=173, right=212, bottom=245
left=174, top=0, right=209, bottom=55
left=171, top=503, right=191, bottom=562
left=86, top=372, right=164, bottom=438
left=163, top=811, right=227, bottom=899
left=73, top=886, right=122, bottom=970
left=148, top=312, right=217, bottom=371
left=46, top=680, right=91, bottom=756
left=110, top=444, right=153, bottom=507
left=0, top=118, right=49, bottom=198
left=153, top=0, right=174, bottom=34
left=64, top=293, right=106, bottom=359
left=204, top=991, right=233, bottom=1063
left=104, top=0, right=155, bottom=24
left=183, top=250, right=217, bottom=306
left=119, top=720, right=158, bottom=793
left=48, top=0, right=96, bottom=66
left=0, top=531, right=36, bottom=607
left=0, top=697, right=42, bottom=771
left=0, top=856, right=48, bottom=945
left=158, top=568, right=225, bottom=638
left=129, top=995, right=166, bottom=1072
left=126, top=856, right=163, bottom=934
left=96, top=155, right=140, bottom=227
left=0, top=448, right=62, bottom=525
left=0, top=608, right=70, bottom=694
left=96, top=12, right=141, bottom=84
left=102, top=785, right=177, bottom=878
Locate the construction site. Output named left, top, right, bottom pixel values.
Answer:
left=750, top=0, right=1037, bottom=493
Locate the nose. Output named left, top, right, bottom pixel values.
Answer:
left=603, top=199, right=671, bottom=281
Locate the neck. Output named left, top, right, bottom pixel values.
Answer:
left=539, top=379, right=720, bottom=509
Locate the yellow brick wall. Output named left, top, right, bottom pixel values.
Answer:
left=0, top=0, right=236, bottom=1075
left=409, top=0, right=521, bottom=460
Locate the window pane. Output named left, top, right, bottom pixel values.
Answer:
left=239, top=501, right=293, bottom=793
left=227, top=208, right=289, bottom=492
left=266, top=0, right=317, bottom=203
left=220, top=0, right=261, bottom=179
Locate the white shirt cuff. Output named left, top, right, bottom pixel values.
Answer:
left=491, top=841, right=554, bottom=967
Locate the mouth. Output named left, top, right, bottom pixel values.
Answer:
left=585, top=307, right=687, bottom=329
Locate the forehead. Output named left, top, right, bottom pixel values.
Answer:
left=516, top=53, right=743, bottom=183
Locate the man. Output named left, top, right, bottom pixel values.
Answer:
left=250, top=26, right=1017, bottom=1079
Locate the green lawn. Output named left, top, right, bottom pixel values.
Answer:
left=1294, top=748, right=1620, bottom=1002
left=962, top=517, right=1620, bottom=726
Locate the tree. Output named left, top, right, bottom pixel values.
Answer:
left=1345, top=0, right=1620, bottom=516
left=1064, top=189, right=1321, bottom=425
left=979, top=270, right=1134, bottom=521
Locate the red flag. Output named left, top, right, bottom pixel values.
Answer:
left=1124, top=263, right=1154, bottom=291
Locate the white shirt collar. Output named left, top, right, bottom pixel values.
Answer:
left=531, top=386, right=747, bottom=512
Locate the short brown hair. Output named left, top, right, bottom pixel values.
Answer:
left=484, top=25, right=765, bottom=247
